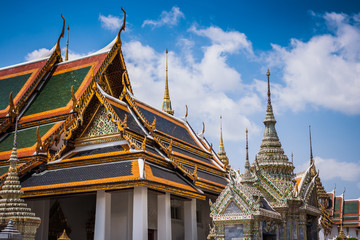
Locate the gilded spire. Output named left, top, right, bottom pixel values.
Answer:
left=0, top=117, right=41, bottom=238
left=241, top=129, right=253, bottom=182
left=309, top=125, right=313, bottom=165
left=218, top=116, right=228, bottom=167
left=162, top=49, right=174, bottom=115
left=65, top=25, right=69, bottom=61
left=256, top=69, right=294, bottom=177
left=245, top=128, right=250, bottom=171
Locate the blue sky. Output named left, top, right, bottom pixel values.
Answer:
left=1, top=0, right=360, bottom=199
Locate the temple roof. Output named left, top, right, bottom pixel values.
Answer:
left=0, top=10, right=228, bottom=201
left=328, top=192, right=360, bottom=227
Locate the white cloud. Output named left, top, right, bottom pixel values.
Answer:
left=314, top=156, right=360, bottom=182
left=142, top=6, right=184, bottom=28
left=266, top=12, right=360, bottom=114
left=123, top=26, right=260, bottom=141
left=189, top=26, right=254, bottom=56
left=99, top=14, right=121, bottom=31
left=25, top=48, right=52, bottom=61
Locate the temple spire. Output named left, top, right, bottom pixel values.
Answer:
left=0, top=116, right=41, bottom=238
left=65, top=25, right=69, bottom=61
left=264, top=69, right=275, bottom=123
left=255, top=69, right=294, bottom=177
left=267, top=69, right=271, bottom=106
left=219, top=116, right=224, bottom=153
left=245, top=128, right=250, bottom=171
left=309, top=125, right=313, bottom=165
left=241, top=129, right=253, bottom=182
left=161, top=49, right=174, bottom=115
left=218, top=116, right=228, bottom=167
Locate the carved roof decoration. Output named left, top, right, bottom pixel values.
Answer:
left=0, top=8, right=227, bottom=203
left=209, top=169, right=281, bottom=222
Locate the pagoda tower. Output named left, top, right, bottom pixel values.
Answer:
left=255, top=69, right=294, bottom=180
left=161, top=49, right=174, bottom=115
left=0, top=119, right=41, bottom=240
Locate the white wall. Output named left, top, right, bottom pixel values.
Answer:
left=171, top=198, right=184, bottom=240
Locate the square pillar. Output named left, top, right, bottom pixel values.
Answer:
left=157, top=192, right=171, bottom=240
left=94, top=190, right=111, bottom=240
left=36, top=199, right=50, bottom=240
left=27, top=198, right=50, bottom=240
left=133, top=186, right=148, bottom=240
left=184, top=198, right=197, bottom=240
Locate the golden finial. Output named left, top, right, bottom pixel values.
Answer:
left=58, top=229, right=71, bottom=240
left=55, top=15, right=65, bottom=55
left=116, top=8, right=126, bottom=44
left=184, top=105, right=188, bottom=118
left=309, top=125, right=313, bottom=165
left=65, top=25, right=69, bottom=61
left=202, top=122, right=205, bottom=135
left=219, top=116, right=224, bottom=147
left=218, top=116, right=228, bottom=166
left=162, top=49, right=174, bottom=115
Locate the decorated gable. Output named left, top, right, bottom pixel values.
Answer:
left=223, top=201, right=242, bottom=214
left=82, top=106, right=119, bottom=138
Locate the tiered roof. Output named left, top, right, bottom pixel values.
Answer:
left=328, top=191, right=360, bottom=228
left=0, top=10, right=227, bottom=201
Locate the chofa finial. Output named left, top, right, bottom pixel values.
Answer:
left=116, top=8, right=127, bottom=44
left=55, top=15, right=66, bottom=55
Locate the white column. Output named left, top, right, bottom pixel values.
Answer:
left=184, top=198, right=197, bottom=240
left=157, top=192, right=171, bottom=240
left=94, top=190, right=111, bottom=240
left=133, top=186, right=148, bottom=240
left=37, top=199, right=50, bottom=240
left=27, top=198, right=49, bottom=240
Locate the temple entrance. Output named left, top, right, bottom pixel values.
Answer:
left=262, top=221, right=278, bottom=240
left=263, top=233, right=277, bottom=240
left=49, top=194, right=96, bottom=240
left=306, top=215, right=318, bottom=240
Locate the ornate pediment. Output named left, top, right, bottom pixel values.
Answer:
left=82, top=106, right=119, bottom=138
left=223, top=201, right=243, bottom=214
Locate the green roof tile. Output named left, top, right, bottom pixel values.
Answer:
left=24, top=66, right=91, bottom=116
left=0, top=73, right=31, bottom=110
left=335, top=198, right=341, bottom=211
left=344, top=216, right=358, bottom=221
left=344, top=202, right=358, bottom=214
left=0, top=165, right=8, bottom=176
left=0, top=123, right=55, bottom=152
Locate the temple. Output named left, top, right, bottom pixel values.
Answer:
left=0, top=10, right=228, bottom=239
left=208, top=70, right=330, bottom=240
left=319, top=190, right=360, bottom=239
